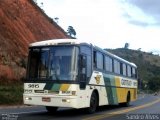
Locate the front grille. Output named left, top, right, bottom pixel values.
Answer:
left=34, top=90, right=59, bottom=94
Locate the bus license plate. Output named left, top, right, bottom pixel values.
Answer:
left=42, top=97, right=51, bottom=102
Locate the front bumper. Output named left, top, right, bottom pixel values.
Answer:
left=23, top=94, right=85, bottom=109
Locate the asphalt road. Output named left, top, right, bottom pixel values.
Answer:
left=0, top=94, right=160, bottom=120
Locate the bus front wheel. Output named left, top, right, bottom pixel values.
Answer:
left=86, top=92, right=98, bottom=114
left=46, top=106, right=58, bottom=113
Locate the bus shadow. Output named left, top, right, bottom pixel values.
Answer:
left=25, top=105, right=133, bottom=119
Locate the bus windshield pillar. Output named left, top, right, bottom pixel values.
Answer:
left=79, top=55, right=87, bottom=89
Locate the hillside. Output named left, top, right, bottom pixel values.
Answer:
left=106, top=48, right=160, bottom=91
left=0, top=0, right=68, bottom=82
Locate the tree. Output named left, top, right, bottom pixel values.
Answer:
left=54, top=17, right=59, bottom=24
left=40, top=2, right=44, bottom=7
left=138, top=48, right=141, bottom=51
left=148, top=76, right=160, bottom=92
left=124, top=43, right=129, bottom=49
left=67, top=26, right=76, bottom=38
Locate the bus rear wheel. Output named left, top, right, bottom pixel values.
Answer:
left=86, top=92, right=98, bottom=114
left=125, top=93, right=130, bottom=106
left=122, top=92, right=130, bottom=107
left=46, top=106, right=58, bottom=113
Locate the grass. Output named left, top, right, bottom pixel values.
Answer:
left=0, top=82, right=23, bottom=105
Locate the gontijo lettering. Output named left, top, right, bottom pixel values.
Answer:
left=121, top=79, right=132, bottom=86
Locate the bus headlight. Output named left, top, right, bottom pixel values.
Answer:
left=62, top=99, right=70, bottom=103
left=25, top=97, right=32, bottom=100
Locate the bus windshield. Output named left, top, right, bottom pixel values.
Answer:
left=27, top=46, right=79, bottom=81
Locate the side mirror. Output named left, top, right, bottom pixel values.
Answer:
left=80, top=55, right=86, bottom=68
left=79, top=55, right=87, bottom=89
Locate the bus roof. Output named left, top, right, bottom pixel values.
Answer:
left=29, top=39, right=88, bottom=47
left=29, top=39, right=137, bottom=68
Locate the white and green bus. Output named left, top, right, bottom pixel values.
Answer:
left=23, top=39, right=138, bottom=113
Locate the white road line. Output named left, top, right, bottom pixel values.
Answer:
left=1, top=110, right=47, bottom=115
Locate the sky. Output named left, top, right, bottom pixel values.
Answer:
left=36, top=0, right=160, bottom=53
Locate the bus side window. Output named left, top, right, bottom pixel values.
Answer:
left=123, top=63, right=127, bottom=76
left=127, top=65, right=131, bottom=77
left=131, top=67, right=136, bottom=78
left=114, top=59, right=120, bottom=74
left=96, top=52, right=103, bottom=70
left=105, top=56, right=113, bottom=72
left=120, top=62, right=123, bottom=75
left=93, top=51, right=97, bottom=68
left=80, top=45, right=92, bottom=80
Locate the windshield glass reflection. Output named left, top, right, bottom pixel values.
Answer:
left=28, top=46, right=78, bottom=81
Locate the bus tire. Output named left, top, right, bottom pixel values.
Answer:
left=119, top=92, right=130, bottom=107
left=46, top=106, right=58, bottom=113
left=86, top=91, right=98, bottom=114
left=124, top=92, right=130, bottom=107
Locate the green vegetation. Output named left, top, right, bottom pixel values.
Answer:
left=148, top=76, right=160, bottom=91
left=0, top=81, right=23, bottom=105
left=67, top=26, right=76, bottom=38
left=106, top=48, right=160, bottom=92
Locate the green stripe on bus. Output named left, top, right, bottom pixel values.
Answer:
left=51, top=84, right=61, bottom=91
left=112, top=76, right=118, bottom=105
left=104, top=75, right=113, bottom=105
left=44, top=83, right=54, bottom=90
left=103, top=74, right=118, bottom=105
